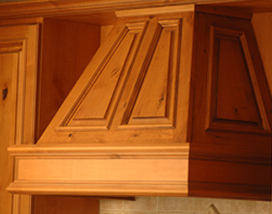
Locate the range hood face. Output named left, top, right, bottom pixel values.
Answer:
left=8, top=5, right=272, bottom=198
left=37, top=5, right=195, bottom=147
left=8, top=6, right=194, bottom=197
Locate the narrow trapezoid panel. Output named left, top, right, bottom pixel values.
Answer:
left=124, top=20, right=180, bottom=128
left=206, top=26, right=269, bottom=134
left=62, top=22, right=145, bottom=130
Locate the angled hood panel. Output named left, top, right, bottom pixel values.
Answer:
left=37, top=8, right=194, bottom=147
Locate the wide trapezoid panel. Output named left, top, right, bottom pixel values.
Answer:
left=121, top=20, right=180, bottom=129
left=61, top=22, right=146, bottom=130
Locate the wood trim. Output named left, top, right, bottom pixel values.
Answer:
left=8, top=144, right=190, bottom=157
left=116, top=5, right=195, bottom=17
left=7, top=182, right=188, bottom=197
left=0, top=40, right=23, bottom=52
left=8, top=144, right=189, bottom=196
left=88, top=196, right=135, bottom=200
left=0, top=18, right=43, bottom=26
left=0, top=0, right=269, bottom=20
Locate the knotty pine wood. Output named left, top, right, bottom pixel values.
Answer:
left=8, top=144, right=189, bottom=196
left=2, top=7, right=272, bottom=206
left=37, top=8, right=194, bottom=146
left=0, top=38, right=19, bottom=214
left=37, top=18, right=100, bottom=138
left=8, top=6, right=193, bottom=198
left=0, top=25, right=39, bottom=214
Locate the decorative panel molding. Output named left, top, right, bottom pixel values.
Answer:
left=205, top=26, right=271, bottom=134
left=121, top=20, right=180, bottom=129
left=59, top=19, right=182, bottom=131
left=0, top=40, right=25, bottom=144
left=61, top=22, right=146, bottom=130
left=8, top=145, right=189, bottom=196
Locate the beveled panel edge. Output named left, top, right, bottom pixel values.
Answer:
left=0, top=40, right=24, bottom=52
left=205, top=25, right=271, bottom=135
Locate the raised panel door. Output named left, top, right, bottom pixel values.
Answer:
left=0, top=24, right=39, bottom=214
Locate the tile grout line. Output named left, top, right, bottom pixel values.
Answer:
left=157, top=196, right=159, bottom=214
left=122, top=198, right=124, bottom=214
left=230, top=199, right=232, bottom=214
left=156, top=196, right=159, bottom=214
left=193, top=197, right=195, bottom=214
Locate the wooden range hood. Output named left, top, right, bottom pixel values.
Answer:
left=7, top=5, right=272, bottom=200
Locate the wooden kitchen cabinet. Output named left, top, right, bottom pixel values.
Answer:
left=0, top=2, right=271, bottom=214
left=0, top=17, right=102, bottom=214
left=0, top=24, right=39, bottom=214
left=8, top=7, right=271, bottom=200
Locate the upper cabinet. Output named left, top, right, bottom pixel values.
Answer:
left=0, top=0, right=271, bottom=203
left=0, top=24, right=39, bottom=214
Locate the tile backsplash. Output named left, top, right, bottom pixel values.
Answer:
left=100, top=197, right=271, bottom=214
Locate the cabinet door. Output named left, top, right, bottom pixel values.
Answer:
left=0, top=25, right=39, bottom=214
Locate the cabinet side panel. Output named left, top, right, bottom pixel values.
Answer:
left=38, top=19, right=100, bottom=137
left=189, top=12, right=272, bottom=200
